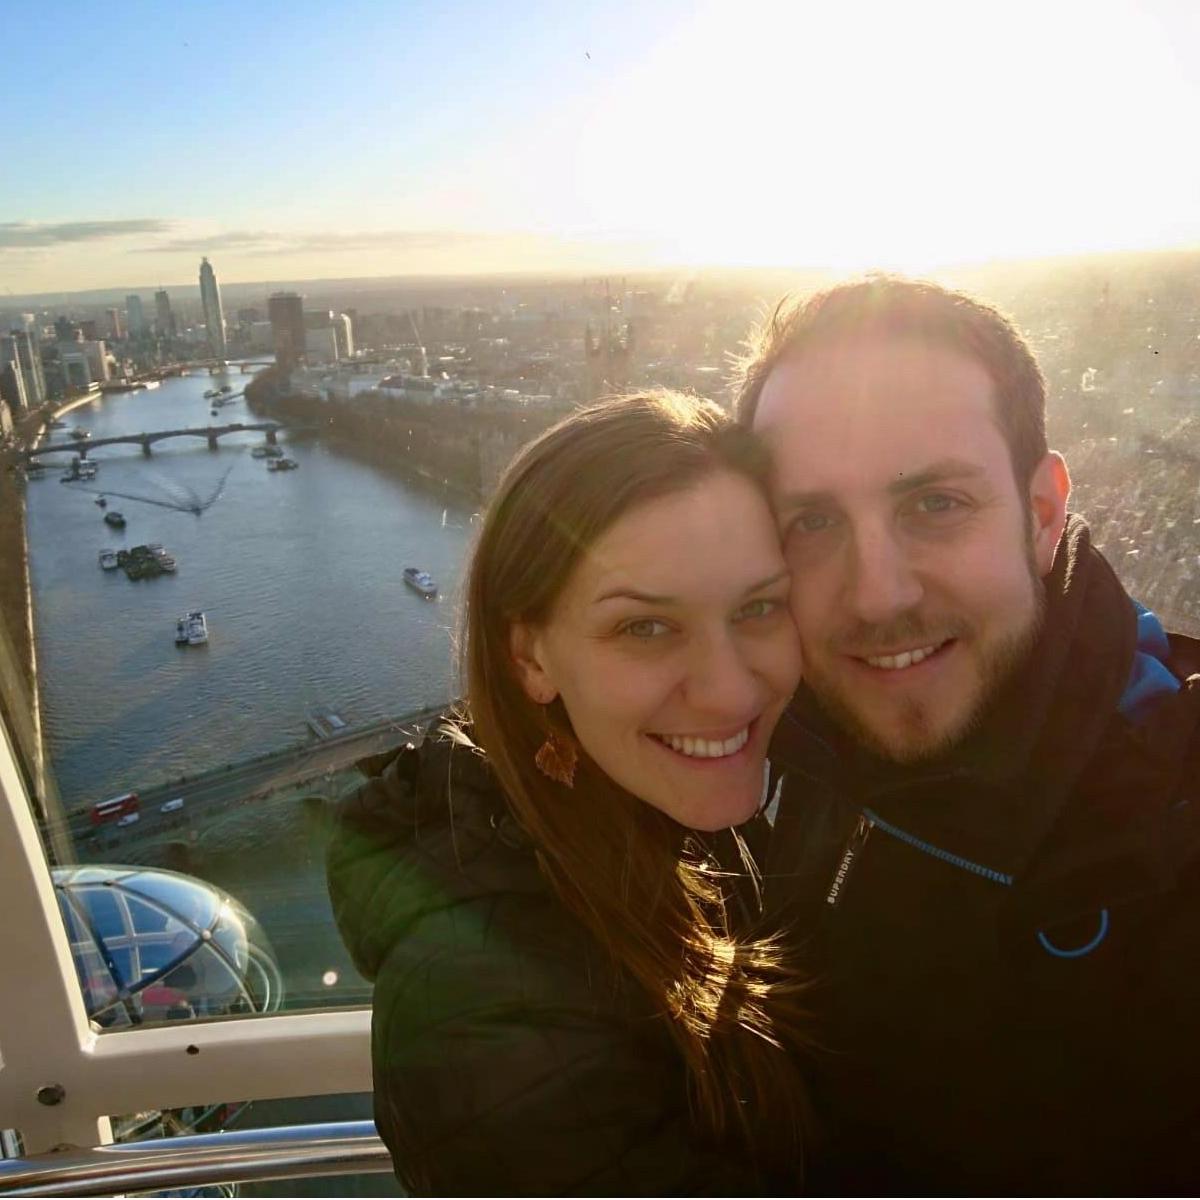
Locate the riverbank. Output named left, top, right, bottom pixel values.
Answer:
left=0, top=466, right=34, bottom=699
left=1, top=389, right=104, bottom=695
left=245, top=367, right=561, bottom=503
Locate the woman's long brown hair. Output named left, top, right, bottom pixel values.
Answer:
left=458, top=390, right=809, bottom=1170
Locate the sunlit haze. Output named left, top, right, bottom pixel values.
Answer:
left=5, top=0, right=1200, bottom=293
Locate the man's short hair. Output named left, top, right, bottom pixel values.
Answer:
left=734, top=275, right=1049, bottom=489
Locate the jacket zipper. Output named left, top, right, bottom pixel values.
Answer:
left=824, top=813, right=873, bottom=908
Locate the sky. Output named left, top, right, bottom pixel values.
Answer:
left=5, top=0, right=1200, bottom=294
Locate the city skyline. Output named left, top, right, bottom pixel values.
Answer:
left=5, top=0, right=1200, bottom=293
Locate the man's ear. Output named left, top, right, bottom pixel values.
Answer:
left=509, top=622, right=557, bottom=705
left=1028, top=451, right=1071, bottom=577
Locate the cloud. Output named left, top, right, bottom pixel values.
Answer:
left=141, top=230, right=282, bottom=253
left=141, top=228, right=503, bottom=256
left=0, top=219, right=173, bottom=248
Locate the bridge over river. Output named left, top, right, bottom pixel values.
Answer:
left=25, top=422, right=284, bottom=460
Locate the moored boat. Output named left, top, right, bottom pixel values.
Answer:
left=306, top=708, right=348, bottom=739
left=175, top=610, right=208, bottom=646
left=403, top=566, right=438, bottom=598
left=103, top=511, right=126, bottom=529
left=98, top=549, right=119, bottom=570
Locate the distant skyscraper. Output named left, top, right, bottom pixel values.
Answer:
left=126, top=294, right=147, bottom=337
left=154, top=289, right=176, bottom=338
left=3, top=330, right=46, bottom=408
left=333, top=313, right=354, bottom=360
left=106, top=308, right=124, bottom=340
left=0, top=339, right=30, bottom=412
left=267, top=292, right=305, bottom=367
left=198, top=259, right=226, bottom=360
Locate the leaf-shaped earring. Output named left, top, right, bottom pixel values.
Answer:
left=534, top=729, right=577, bottom=787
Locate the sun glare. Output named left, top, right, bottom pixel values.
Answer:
left=562, top=0, right=1200, bottom=275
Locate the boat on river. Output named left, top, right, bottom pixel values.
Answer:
left=306, top=708, right=348, bottom=739
left=98, top=549, right=119, bottom=570
left=175, top=611, right=208, bottom=646
left=403, top=567, right=438, bottom=598
left=71, top=427, right=90, bottom=440
left=266, top=457, right=298, bottom=472
left=103, top=511, right=126, bottom=529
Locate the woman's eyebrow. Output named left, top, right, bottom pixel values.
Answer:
left=593, top=587, right=675, bottom=606
left=593, top=570, right=789, bottom=607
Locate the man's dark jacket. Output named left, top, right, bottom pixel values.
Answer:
left=326, top=732, right=770, bottom=1196
left=767, top=516, right=1200, bottom=1194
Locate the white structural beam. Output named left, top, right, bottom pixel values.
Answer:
left=0, top=715, right=372, bottom=1155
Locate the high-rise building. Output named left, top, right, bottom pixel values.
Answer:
left=198, top=259, right=226, bottom=360
left=126, top=294, right=147, bottom=337
left=80, top=319, right=99, bottom=341
left=154, top=289, right=176, bottom=339
left=267, top=292, right=305, bottom=367
left=305, top=327, right=339, bottom=364
left=333, top=313, right=354, bottom=360
left=4, top=330, right=47, bottom=408
left=106, top=308, right=124, bottom=340
left=0, top=342, right=30, bottom=413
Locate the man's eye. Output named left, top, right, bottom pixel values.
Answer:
left=792, top=511, right=835, bottom=534
left=914, top=493, right=960, bottom=514
left=620, top=618, right=671, bottom=639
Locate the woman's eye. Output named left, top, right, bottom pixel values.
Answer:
left=735, top=598, right=781, bottom=621
left=620, top=618, right=671, bottom=639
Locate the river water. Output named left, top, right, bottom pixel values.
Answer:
left=25, top=369, right=475, bottom=809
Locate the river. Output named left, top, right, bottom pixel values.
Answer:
left=24, top=368, right=475, bottom=810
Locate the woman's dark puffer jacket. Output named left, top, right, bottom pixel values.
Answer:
left=326, top=730, right=766, bottom=1196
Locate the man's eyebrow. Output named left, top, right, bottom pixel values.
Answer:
left=887, top=458, right=986, bottom=495
left=776, top=460, right=986, bottom=512
left=592, top=569, right=790, bottom=606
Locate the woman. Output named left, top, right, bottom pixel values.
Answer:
left=327, top=391, right=810, bottom=1195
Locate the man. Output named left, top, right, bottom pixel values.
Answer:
left=739, top=276, right=1200, bottom=1193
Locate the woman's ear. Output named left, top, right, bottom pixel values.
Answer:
left=509, top=622, right=558, bottom=705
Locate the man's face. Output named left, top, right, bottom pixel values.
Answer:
left=754, top=334, right=1068, bottom=763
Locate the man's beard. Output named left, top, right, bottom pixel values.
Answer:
left=807, top=571, right=1047, bottom=766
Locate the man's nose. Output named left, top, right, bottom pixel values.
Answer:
left=845, top=525, right=923, bottom=626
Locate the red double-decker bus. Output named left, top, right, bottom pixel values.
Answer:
left=90, top=792, right=140, bottom=827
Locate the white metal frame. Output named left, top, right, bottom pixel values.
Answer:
left=0, top=719, right=372, bottom=1155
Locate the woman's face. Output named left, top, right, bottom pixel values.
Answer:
left=511, top=470, right=802, bottom=831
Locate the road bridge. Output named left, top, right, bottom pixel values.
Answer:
left=25, top=422, right=284, bottom=460
left=194, top=359, right=274, bottom=374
